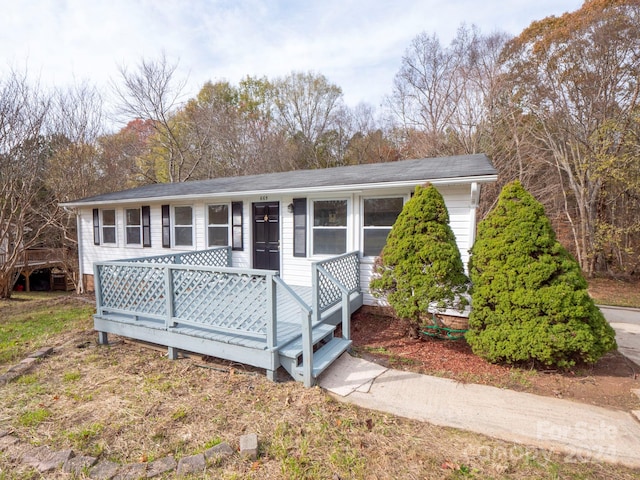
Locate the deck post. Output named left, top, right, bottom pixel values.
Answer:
left=168, top=346, right=178, bottom=360
left=266, top=273, right=277, bottom=350
left=341, top=293, right=350, bottom=341
left=97, top=331, right=109, bottom=345
left=164, top=266, right=176, bottom=327
left=311, top=264, right=320, bottom=324
left=301, top=310, right=314, bottom=387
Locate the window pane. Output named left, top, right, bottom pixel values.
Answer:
left=103, top=226, right=116, bottom=244
left=208, top=204, right=228, bottom=225
left=102, top=209, right=115, bottom=226
left=363, top=229, right=392, bottom=257
left=126, top=227, right=141, bottom=245
left=208, top=226, right=228, bottom=246
left=125, top=208, right=141, bottom=226
left=314, top=200, right=347, bottom=227
left=174, top=226, right=193, bottom=246
left=313, top=229, right=347, bottom=255
left=364, top=198, right=403, bottom=226
left=174, top=206, right=192, bottom=226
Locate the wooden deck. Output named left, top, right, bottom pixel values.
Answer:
left=93, top=248, right=363, bottom=387
left=1, top=248, right=70, bottom=291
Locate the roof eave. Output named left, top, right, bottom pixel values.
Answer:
left=59, top=173, right=498, bottom=209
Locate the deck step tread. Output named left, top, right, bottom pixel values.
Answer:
left=278, top=323, right=335, bottom=359
left=294, top=337, right=351, bottom=379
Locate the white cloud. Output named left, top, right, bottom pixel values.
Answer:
left=0, top=0, right=583, bottom=121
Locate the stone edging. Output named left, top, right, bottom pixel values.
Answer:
left=0, top=347, right=260, bottom=478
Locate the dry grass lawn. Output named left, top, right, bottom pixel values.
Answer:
left=1, top=294, right=639, bottom=479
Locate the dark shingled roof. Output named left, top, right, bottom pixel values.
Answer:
left=62, top=154, right=496, bottom=206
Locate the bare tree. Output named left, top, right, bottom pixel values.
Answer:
left=112, top=53, right=191, bottom=182
left=0, top=70, right=52, bottom=298
left=273, top=72, right=344, bottom=169
left=501, top=0, right=640, bottom=274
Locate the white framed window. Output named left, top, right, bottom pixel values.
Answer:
left=362, top=197, right=404, bottom=257
left=173, top=205, right=193, bottom=247
left=125, top=208, right=142, bottom=246
left=312, top=199, right=348, bottom=255
left=101, top=209, right=116, bottom=245
left=207, top=204, right=229, bottom=247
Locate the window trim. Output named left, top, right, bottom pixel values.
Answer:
left=100, top=209, right=117, bottom=246
left=361, top=195, right=405, bottom=258
left=172, top=205, right=194, bottom=248
left=124, top=207, right=143, bottom=247
left=206, top=203, right=230, bottom=248
left=311, top=198, right=349, bottom=257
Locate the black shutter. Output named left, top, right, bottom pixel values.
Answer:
left=93, top=209, right=100, bottom=245
left=231, top=201, right=243, bottom=251
left=161, top=205, right=171, bottom=248
left=142, top=206, right=151, bottom=247
left=293, top=198, right=307, bottom=257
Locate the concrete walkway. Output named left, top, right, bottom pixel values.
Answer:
left=318, top=307, right=640, bottom=469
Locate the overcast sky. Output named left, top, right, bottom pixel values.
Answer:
left=2, top=0, right=583, bottom=113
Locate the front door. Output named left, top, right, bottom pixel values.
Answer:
left=253, top=202, right=280, bottom=270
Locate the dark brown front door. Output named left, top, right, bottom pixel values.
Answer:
left=253, top=202, right=280, bottom=270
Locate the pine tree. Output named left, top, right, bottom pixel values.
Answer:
left=370, top=184, right=469, bottom=335
left=467, top=180, right=616, bottom=367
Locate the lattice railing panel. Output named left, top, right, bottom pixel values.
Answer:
left=172, top=269, right=268, bottom=335
left=177, top=248, right=230, bottom=267
left=118, top=247, right=230, bottom=267
left=98, top=264, right=166, bottom=317
left=315, top=252, right=360, bottom=312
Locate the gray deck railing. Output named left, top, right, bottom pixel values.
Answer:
left=94, top=248, right=361, bottom=387
left=121, top=247, right=231, bottom=267
left=311, top=251, right=360, bottom=338
left=94, top=261, right=280, bottom=346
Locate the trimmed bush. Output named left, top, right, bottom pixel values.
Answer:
left=466, top=180, right=616, bottom=367
left=370, top=184, right=469, bottom=334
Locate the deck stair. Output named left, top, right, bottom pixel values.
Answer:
left=278, top=323, right=351, bottom=382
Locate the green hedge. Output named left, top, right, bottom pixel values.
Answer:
left=466, top=180, right=616, bottom=367
left=370, top=184, right=469, bottom=327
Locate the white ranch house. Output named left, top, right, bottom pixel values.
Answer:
left=62, top=154, right=497, bottom=386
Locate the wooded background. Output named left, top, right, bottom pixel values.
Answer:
left=1, top=0, right=638, bottom=297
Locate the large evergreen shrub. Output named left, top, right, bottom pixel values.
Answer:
left=370, top=184, right=469, bottom=335
left=467, top=180, right=616, bottom=367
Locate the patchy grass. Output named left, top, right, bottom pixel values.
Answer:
left=0, top=292, right=94, bottom=364
left=588, top=277, right=640, bottom=308
left=1, top=294, right=639, bottom=478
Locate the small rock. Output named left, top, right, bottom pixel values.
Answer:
left=113, top=462, right=147, bottom=479
left=146, top=456, right=177, bottom=478
left=176, top=453, right=206, bottom=475
left=63, top=455, right=98, bottom=474
left=204, top=442, right=234, bottom=461
left=37, top=448, right=74, bottom=473
left=0, top=435, right=19, bottom=451
left=239, top=433, right=258, bottom=460
left=22, top=445, right=52, bottom=467
left=28, top=347, right=54, bottom=359
left=89, top=459, right=120, bottom=480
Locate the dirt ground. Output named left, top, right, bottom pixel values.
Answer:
left=350, top=306, right=640, bottom=411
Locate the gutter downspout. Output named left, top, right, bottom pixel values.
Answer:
left=468, top=182, right=480, bottom=273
